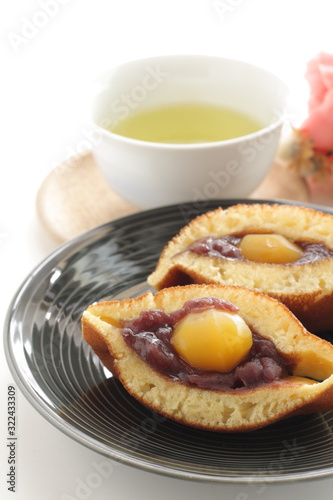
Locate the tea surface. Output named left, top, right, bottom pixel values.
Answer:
left=110, top=103, right=263, bottom=143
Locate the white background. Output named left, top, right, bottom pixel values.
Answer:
left=1, top=1, right=333, bottom=499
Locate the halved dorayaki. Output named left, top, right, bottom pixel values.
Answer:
left=82, top=284, right=333, bottom=432
left=147, top=203, right=333, bottom=333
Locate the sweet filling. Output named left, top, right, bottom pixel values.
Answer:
left=188, top=233, right=333, bottom=264
left=121, top=297, right=292, bottom=391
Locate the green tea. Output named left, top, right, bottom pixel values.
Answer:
left=110, top=103, right=263, bottom=143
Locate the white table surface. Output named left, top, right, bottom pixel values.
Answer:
left=2, top=1, right=333, bottom=498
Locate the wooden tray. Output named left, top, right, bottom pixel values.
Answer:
left=36, top=151, right=315, bottom=243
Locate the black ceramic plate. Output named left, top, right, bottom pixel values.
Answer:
left=4, top=199, right=333, bottom=484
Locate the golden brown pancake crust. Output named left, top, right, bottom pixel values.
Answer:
left=147, top=204, right=333, bottom=333
left=82, top=284, right=333, bottom=432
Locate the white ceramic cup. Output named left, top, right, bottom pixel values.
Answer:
left=91, top=55, right=287, bottom=209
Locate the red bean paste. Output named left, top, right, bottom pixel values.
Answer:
left=121, top=297, right=292, bottom=391
left=188, top=235, right=333, bottom=264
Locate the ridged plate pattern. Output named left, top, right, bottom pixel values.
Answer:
left=4, top=200, right=333, bottom=483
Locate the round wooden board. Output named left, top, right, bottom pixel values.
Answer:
left=36, top=152, right=138, bottom=243
left=37, top=152, right=322, bottom=243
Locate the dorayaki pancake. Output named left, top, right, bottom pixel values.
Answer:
left=82, top=284, right=333, bottom=432
left=147, top=203, right=333, bottom=333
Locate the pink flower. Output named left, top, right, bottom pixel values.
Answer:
left=300, top=52, right=333, bottom=153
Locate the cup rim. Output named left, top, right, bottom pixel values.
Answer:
left=91, top=53, right=288, bottom=150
